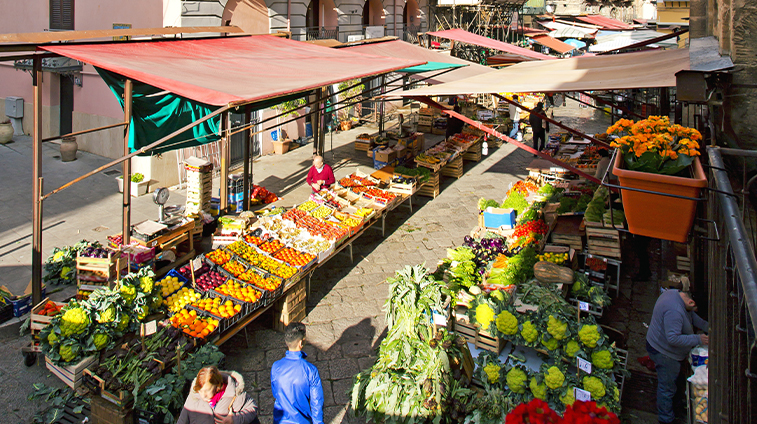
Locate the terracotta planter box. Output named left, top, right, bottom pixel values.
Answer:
left=612, top=154, right=707, bottom=243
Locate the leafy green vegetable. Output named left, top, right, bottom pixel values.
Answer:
left=478, top=198, right=501, bottom=211
left=556, top=197, right=577, bottom=214
left=501, top=191, right=528, bottom=215
left=574, top=194, right=592, bottom=213
left=395, top=166, right=431, bottom=183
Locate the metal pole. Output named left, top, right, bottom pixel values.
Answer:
left=219, top=111, right=230, bottom=214
left=243, top=106, right=252, bottom=211
left=31, top=56, right=43, bottom=306
left=122, top=79, right=133, bottom=245
left=41, top=121, right=129, bottom=143
left=316, top=88, right=325, bottom=157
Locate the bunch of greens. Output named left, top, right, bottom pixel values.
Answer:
left=443, top=247, right=481, bottom=290
left=43, top=240, right=96, bottom=285
left=477, top=198, right=500, bottom=211
left=501, top=191, right=528, bottom=215
left=574, top=194, right=592, bottom=213
left=352, top=265, right=467, bottom=424
left=516, top=208, right=540, bottom=225
left=571, top=274, right=612, bottom=308
left=395, top=166, right=431, bottom=183
left=496, top=247, right=538, bottom=286
left=556, top=197, right=577, bottom=214
left=29, top=383, right=89, bottom=424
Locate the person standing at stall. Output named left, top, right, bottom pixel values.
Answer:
left=646, top=290, right=709, bottom=424
left=306, top=155, right=335, bottom=193
left=271, top=322, right=324, bottom=424
left=508, top=95, right=522, bottom=141
left=529, top=102, right=547, bottom=156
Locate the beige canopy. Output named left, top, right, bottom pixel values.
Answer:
left=399, top=48, right=690, bottom=97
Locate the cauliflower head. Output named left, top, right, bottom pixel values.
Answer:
left=565, top=340, right=580, bottom=357
left=578, top=325, right=601, bottom=348
left=613, top=387, right=620, bottom=402
left=591, top=349, right=614, bottom=369
left=544, top=366, right=565, bottom=390
left=98, top=306, right=116, bottom=324
left=506, top=367, right=528, bottom=394
left=583, top=376, right=606, bottom=399
left=59, top=344, right=76, bottom=362
left=483, top=363, right=500, bottom=384
left=530, top=378, right=548, bottom=400
left=139, top=276, right=154, bottom=294
left=60, top=306, right=90, bottom=337
left=560, top=388, right=576, bottom=406
left=120, top=284, right=137, bottom=303
left=541, top=335, right=559, bottom=351
left=476, top=304, right=495, bottom=329
left=547, top=315, right=568, bottom=340
left=521, top=320, right=538, bottom=343
left=93, top=332, right=110, bottom=350
left=496, top=310, right=518, bottom=335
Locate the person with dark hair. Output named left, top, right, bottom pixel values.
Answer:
left=271, top=322, right=324, bottom=424
left=646, top=290, right=709, bottom=424
left=176, top=366, right=258, bottom=424
left=595, top=148, right=612, bottom=180
left=529, top=102, right=546, bottom=156
left=508, top=95, right=522, bottom=140
left=445, top=103, right=464, bottom=138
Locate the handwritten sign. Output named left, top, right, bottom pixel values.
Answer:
left=579, top=301, right=591, bottom=312
left=140, top=320, right=157, bottom=337
left=577, top=357, right=592, bottom=374
left=574, top=388, right=591, bottom=402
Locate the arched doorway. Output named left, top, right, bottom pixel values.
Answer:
left=362, top=0, right=385, bottom=27
left=403, top=0, right=420, bottom=42
left=222, top=0, right=269, bottom=34
left=306, top=0, right=339, bottom=39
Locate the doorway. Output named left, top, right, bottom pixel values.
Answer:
left=60, top=75, right=73, bottom=136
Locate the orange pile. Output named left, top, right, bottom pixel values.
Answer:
left=215, top=280, right=263, bottom=303
left=169, top=308, right=219, bottom=338
left=192, top=297, right=242, bottom=318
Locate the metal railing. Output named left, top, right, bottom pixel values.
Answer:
left=305, top=26, right=339, bottom=41
left=703, top=146, right=757, bottom=424
left=403, top=24, right=421, bottom=43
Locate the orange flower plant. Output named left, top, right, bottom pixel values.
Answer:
left=607, top=116, right=702, bottom=175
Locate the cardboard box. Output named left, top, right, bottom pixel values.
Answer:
left=373, top=148, right=397, bottom=163
left=483, top=207, right=517, bottom=229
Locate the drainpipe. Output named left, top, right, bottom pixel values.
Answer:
left=394, top=0, right=397, bottom=36
left=287, top=0, right=292, bottom=32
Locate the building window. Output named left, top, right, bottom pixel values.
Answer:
left=50, top=0, right=74, bottom=30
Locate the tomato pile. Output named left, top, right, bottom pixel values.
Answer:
left=169, top=309, right=218, bottom=339
left=215, top=280, right=263, bottom=303
left=222, top=260, right=247, bottom=277
left=36, top=301, right=63, bottom=316
left=507, top=180, right=539, bottom=197
left=259, top=239, right=284, bottom=254
left=513, top=219, right=549, bottom=238
left=283, top=208, right=307, bottom=222
left=586, top=257, right=608, bottom=272
left=364, top=188, right=396, bottom=203
left=192, top=297, right=242, bottom=318
left=206, top=249, right=231, bottom=265
left=295, top=216, right=348, bottom=241
left=274, top=247, right=316, bottom=268
left=244, top=235, right=265, bottom=246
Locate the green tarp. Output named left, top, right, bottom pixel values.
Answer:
left=396, top=62, right=466, bottom=73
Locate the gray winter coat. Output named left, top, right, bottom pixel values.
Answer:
left=176, top=371, right=258, bottom=424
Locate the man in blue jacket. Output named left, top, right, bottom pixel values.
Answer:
left=646, top=290, right=709, bottom=424
left=271, top=322, right=324, bottom=424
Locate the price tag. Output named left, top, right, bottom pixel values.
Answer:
left=577, top=357, right=592, bottom=374
left=579, top=301, right=591, bottom=312
left=574, top=388, right=592, bottom=402
left=192, top=257, right=204, bottom=270
left=433, top=313, right=448, bottom=327
left=140, top=320, right=157, bottom=337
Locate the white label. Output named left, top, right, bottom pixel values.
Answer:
left=192, top=257, right=204, bottom=270
left=574, top=388, right=592, bottom=402
left=579, top=301, right=591, bottom=312
left=577, top=357, right=592, bottom=374
left=433, top=313, right=448, bottom=327
left=140, top=320, right=157, bottom=337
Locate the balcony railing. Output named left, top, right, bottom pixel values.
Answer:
left=305, top=26, right=339, bottom=41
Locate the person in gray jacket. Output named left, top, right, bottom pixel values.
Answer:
left=646, top=290, right=709, bottom=424
left=177, top=367, right=258, bottom=424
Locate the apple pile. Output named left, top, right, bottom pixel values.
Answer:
left=195, top=270, right=228, bottom=291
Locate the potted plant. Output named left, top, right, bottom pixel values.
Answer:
left=272, top=99, right=305, bottom=154
left=0, top=120, right=13, bottom=144
left=337, top=79, right=364, bottom=131
left=608, top=116, right=707, bottom=242
left=116, top=173, right=150, bottom=196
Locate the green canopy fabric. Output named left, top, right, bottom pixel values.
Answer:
left=98, top=68, right=311, bottom=155
left=396, top=62, right=466, bottom=73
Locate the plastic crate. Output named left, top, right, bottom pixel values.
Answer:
left=0, top=302, right=13, bottom=324
left=209, top=280, right=264, bottom=315
left=159, top=269, right=190, bottom=298
left=4, top=286, right=47, bottom=317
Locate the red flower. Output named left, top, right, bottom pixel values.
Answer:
left=563, top=401, right=620, bottom=424
left=506, top=399, right=562, bottom=424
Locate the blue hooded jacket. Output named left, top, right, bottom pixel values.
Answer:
left=271, top=351, right=324, bottom=424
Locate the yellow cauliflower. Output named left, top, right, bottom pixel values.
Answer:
left=578, top=325, right=601, bottom=348
left=583, top=376, right=606, bottom=399
left=560, top=388, right=576, bottom=406
left=521, top=320, right=538, bottom=343
left=496, top=310, right=519, bottom=335
left=591, top=349, right=614, bottom=369
left=506, top=367, right=528, bottom=394
left=547, top=315, right=568, bottom=340
left=530, top=378, right=548, bottom=400
left=565, top=340, right=580, bottom=357
left=476, top=304, right=495, bottom=329
left=544, top=366, right=565, bottom=389
left=483, top=363, right=500, bottom=384
left=541, top=335, right=559, bottom=351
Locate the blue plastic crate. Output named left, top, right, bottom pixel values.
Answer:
left=373, top=158, right=397, bottom=170
left=4, top=286, right=46, bottom=317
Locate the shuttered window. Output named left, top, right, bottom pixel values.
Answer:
left=50, top=0, right=74, bottom=30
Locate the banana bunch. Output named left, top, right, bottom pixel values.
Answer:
left=417, top=153, right=440, bottom=164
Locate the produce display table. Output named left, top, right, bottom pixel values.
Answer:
left=131, top=219, right=196, bottom=277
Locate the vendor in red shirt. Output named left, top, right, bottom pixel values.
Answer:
left=306, top=155, right=335, bottom=192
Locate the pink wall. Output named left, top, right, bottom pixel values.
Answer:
left=75, top=0, right=164, bottom=31
left=2, top=0, right=49, bottom=33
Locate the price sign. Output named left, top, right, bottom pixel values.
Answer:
left=140, top=320, right=157, bottom=337
left=574, top=388, right=592, bottom=402
left=192, top=257, right=204, bottom=270
left=577, top=357, right=592, bottom=374
left=579, top=301, right=591, bottom=312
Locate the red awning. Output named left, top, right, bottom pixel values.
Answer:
left=575, top=15, right=634, bottom=30
left=530, top=35, right=576, bottom=54
left=341, top=39, right=493, bottom=84
left=40, top=35, right=425, bottom=106
left=427, top=28, right=554, bottom=61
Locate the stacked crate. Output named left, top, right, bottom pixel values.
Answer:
left=76, top=249, right=125, bottom=293
left=185, top=157, right=213, bottom=215
left=228, top=175, right=244, bottom=212
left=417, top=110, right=434, bottom=133
left=273, top=280, right=307, bottom=332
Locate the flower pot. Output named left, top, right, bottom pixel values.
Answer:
left=60, top=136, right=78, bottom=162
left=116, top=176, right=124, bottom=193
left=271, top=140, right=290, bottom=155
left=131, top=180, right=149, bottom=197
left=0, top=122, right=14, bottom=144
left=612, top=154, right=707, bottom=243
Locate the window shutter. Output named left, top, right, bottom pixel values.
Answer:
left=50, top=0, right=74, bottom=30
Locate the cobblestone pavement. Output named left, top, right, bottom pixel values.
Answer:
left=1, top=99, right=655, bottom=423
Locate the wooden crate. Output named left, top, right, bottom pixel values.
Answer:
left=418, top=115, right=434, bottom=126
left=416, top=172, right=440, bottom=198
left=90, top=394, right=133, bottom=424
left=452, top=312, right=504, bottom=354
left=475, top=329, right=505, bottom=354
left=441, top=157, right=464, bottom=179
left=417, top=125, right=432, bottom=133
left=77, top=249, right=126, bottom=288
left=462, top=141, right=483, bottom=162
left=30, top=298, right=65, bottom=331
left=273, top=279, right=307, bottom=332
left=46, top=355, right=97, bottom=390
left=585, top=223, right=621, bottom=259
